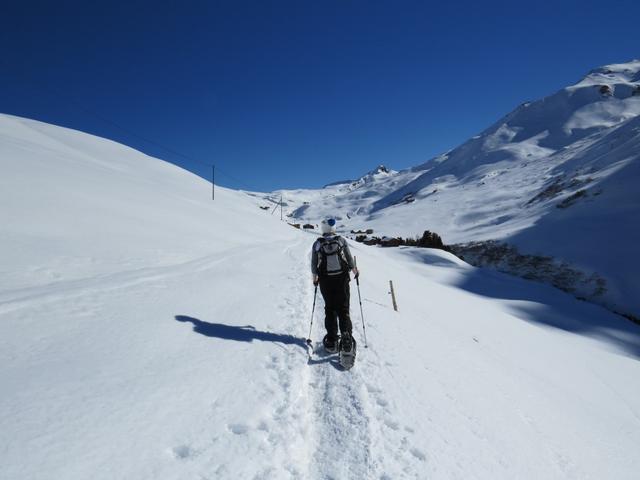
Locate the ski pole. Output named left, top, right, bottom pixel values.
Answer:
left=306, top=284, right=318, bottom=346
left=354, top=257, right=368, bottom=348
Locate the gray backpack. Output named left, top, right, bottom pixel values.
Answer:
left=317, top=236, right=349, bottom=276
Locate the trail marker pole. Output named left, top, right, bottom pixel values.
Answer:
left=389, top=280, right=398, bottom=311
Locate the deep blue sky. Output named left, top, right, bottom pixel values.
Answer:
left=2, top=1, right=638, bottom=191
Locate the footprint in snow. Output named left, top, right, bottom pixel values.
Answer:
left=384, top=418, right=400, bottom=431
left=170, top=444, right=194, bottom=460
left=410, top=447, right=427, bottom=461
left=228, top=423, right=249, bottom=435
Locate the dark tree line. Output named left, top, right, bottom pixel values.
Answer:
left=355, top=230, right=450, bottom=252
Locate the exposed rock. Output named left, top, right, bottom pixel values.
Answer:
left=451, top=240, right=607, bottom=301
left=557, top=189, right=588, bottom=209
left=598, top=84, right=613, bottom=96
left=526, top=177, right=592, bottom=206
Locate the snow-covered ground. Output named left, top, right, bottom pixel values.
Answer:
left=257, top=60, right=640, bottom=319
left=1, top=113, right=640, bottom=479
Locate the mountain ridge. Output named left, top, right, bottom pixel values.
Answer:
left=261, top=59, right=640, bottom=319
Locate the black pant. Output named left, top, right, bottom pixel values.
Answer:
left=319, top=273, right=352, bottom=338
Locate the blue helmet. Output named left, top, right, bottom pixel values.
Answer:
left=321, top=218, right=337, bottom=234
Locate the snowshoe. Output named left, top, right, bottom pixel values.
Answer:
left=323, top=334, right=339, bottom=354
left=339, top=333, right=356, bottom=370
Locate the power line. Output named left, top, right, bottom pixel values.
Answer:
left=8, top=64, right=257, bottom=192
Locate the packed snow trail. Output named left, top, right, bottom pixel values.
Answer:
left=5, top=227, right=639, bottom=479
left=2, top=114, right=640, bottom=479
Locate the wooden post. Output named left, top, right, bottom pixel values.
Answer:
left=389, top=280, right=398, bottom=311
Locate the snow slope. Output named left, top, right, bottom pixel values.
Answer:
left=257, top=60, right=640, bottom=318
left=1, top=114, right=640, bottom=479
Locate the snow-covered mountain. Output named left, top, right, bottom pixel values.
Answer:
left=2, top=112, right=639, bottom=479
left=259, top=60, right=640, bottom=320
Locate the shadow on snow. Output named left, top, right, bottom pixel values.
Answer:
left=175, top=315, right=307, bottom=351
left=307, top=344, right=344, bottom=370
left=452, top=268, right=640, bottom=360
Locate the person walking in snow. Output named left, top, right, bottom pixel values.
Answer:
left=311, top=218, right=359, bottom=354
